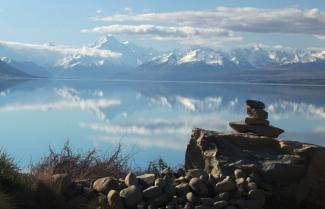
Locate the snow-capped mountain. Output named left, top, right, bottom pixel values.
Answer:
left=56, top=35, right=159, bottom=69
left=0, top=35, right=324, bottom=80
left=148, top=46, right=325, bottom=70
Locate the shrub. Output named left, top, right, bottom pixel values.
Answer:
left=31, top=141, right=133, bottom=181
left=0, top=150, right=28, bottom=192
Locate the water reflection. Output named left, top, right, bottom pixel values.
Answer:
left=0, top=79, right=325, bottom=167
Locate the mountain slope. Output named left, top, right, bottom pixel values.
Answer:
left=56, top=35, right=158, bottom=70
left=0, top=60, right=31, bottom=78
left=1, top=57, right=50, bottom=77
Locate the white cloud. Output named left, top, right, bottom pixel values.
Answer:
left=0, top=40, right=121, bottom=59
left=0, top=89, right=10, bottom=97
left=267, top=100, right=325, bottom=120
left=96, top=9, right=102, bottom=14
left=81, top=24, right=241, bottom=46
left=123, top=7, right=133, bottom=13
left=0, top=98, right=120, bottom=113
left=315, top=35, right=325, bottom=40
left=93, top=135, right=187, bottom=150
left=80, top=122, right=190, bottom=135
left=90, top=7, right=325, bottom=37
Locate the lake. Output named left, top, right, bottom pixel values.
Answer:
left=1, top=78, right=325, bottom=168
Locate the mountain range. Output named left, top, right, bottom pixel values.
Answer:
left=0, top=35, right=324, bottom=84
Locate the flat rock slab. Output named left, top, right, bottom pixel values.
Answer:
left=245, top=117, right=270, bottom=126
left=229, top=121, right=284, bottom=138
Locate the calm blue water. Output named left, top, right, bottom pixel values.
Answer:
left=1, top=79, right=325, bottom=168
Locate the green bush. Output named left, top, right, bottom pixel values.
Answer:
left=0, top=150, right=28, bottom=192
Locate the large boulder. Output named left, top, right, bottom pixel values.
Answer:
left=185, top=128, right=325, bottom=209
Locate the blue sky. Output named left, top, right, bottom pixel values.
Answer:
left=1, top=0, right=325, bottom=50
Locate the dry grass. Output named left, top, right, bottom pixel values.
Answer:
left=31, top=141, right=133, bottom=181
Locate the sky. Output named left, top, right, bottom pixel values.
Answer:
left=1, top=0, right=325, bottom=51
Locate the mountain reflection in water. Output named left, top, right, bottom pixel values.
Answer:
left=0, top=79, right=325, bottom=168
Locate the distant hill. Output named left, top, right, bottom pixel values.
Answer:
left=0, top=60, right=31, bottom=78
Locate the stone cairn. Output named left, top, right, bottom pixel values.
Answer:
left=229, top=99, right=284, bottom=138
left=52, top=168, right=266, bottom=209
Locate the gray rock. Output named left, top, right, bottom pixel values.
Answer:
left=187, top=169, right=209, bottom=182
left=154, top=178, right=167, bottom=188
left=189, top=178, right=209, bottom=196
left=248, top=189, right=265, bottom=207
left=216, top=192, right=230, bottom=201
left=195, top=205, right=214, bottom=209
left=246, top=100, right=265, bottom=109
left=163, top=183, right=176, bottom=198
left=247, top=181, right=258, bottom=191
left=186, top=192, right=200, bottom=204
left=120, top=185, right=143, bottom=209
left=51, top=173, right=71, bottom=195
left=143, top=186, right=162, bottom=200
left=176, top=183, right=190, bottom=196
left=136, top=202, right=146, bottom=209
left=93, top=177, right=118, bottom=194
left=213, top=201, right=228, bottom=209
left=107, top=190, right=125, bottom=209
left=245, top=117, right=270, bottom=126
left=137, top=173, right=155, bottom=185
left=215, top=177, right=235, bottom=193
left=97, top=192, right=107, bottom=209
left=200, top=197, right=214, bottom=205
left=247, top=107, right=268, bottom=120
left=230, top=199, right=245, bottom=208
left=147, top=193, right=169, bottom=208
left=184, top=202, right=194, bottom=209
left=229, top=121, right=284, bottom=138
left=225, top=206, right=237, bottom=209
left=245, top=199, right=263, bottom=209
left=234, top=169, right=246, bottom=179
left=125, top=172, right=138, bottom=187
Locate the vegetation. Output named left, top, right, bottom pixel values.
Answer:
left=0, top=142, right=169, bottom=209
left=31, top=142, right=133, bottom=181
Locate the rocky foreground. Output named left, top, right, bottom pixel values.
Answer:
left=50, top=100, right=325, bottom=209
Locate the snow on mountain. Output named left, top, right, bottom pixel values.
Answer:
left=0, top=39, right=120, bottom=68
left=0, top=35, right=325, bottom=75
left=57, top=35, right=159, bottom=69
left=147, top=46, right=325, bottom=70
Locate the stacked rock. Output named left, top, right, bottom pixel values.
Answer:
left=229, top=99, right=284, bottom=138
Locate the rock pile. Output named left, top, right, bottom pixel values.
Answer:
left=229, top=99, right=284, bottom=138
left=52, top=168, right=265, bottom=209
left=185, top=128, right=325, bottom=209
